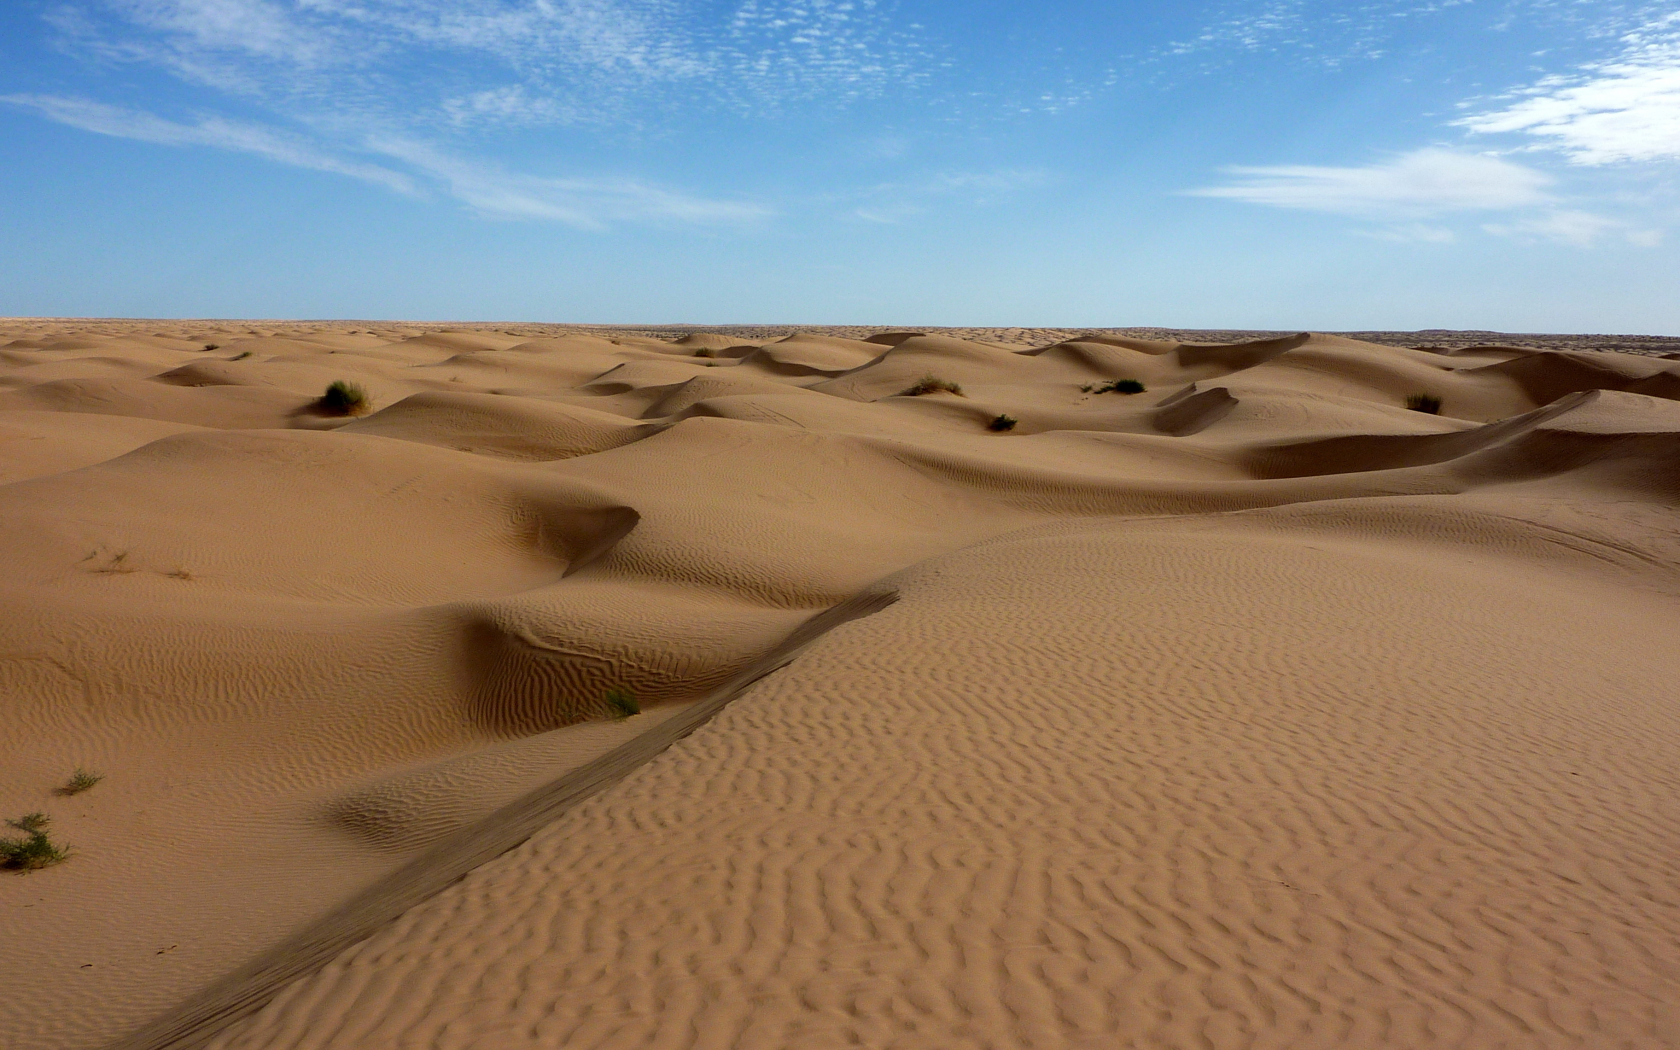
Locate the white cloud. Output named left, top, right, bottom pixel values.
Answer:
left=0, top=93, right=416, bottom=192
left=1358, top=223, right=1458, bottom=244
left=368, top=138, right=771, bottom=227
left=54, top=0, right=929, bottom=125
left=1482, top=209, right=1662, bottom=247
left=109, top=0, right=335, bottom=64
left=440, top=85, right=577, bottom=127
left=2, top=93, right=767, bottom=228
left=1162, top=0, right=1476, bottom=70
left=829, top=167, right=1047, bottom=225
left=1456, top=13, right=1680, bottom=164
left=1186, top=148, right=1553, bottom=217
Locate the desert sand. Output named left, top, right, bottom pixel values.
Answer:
left=1, top=319, right=1678, bottom=1049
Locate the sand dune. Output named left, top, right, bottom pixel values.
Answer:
left=1, top=320, right=1677, bottom=1050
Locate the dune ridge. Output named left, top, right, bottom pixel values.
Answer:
left=0, top=319, right=1675, bottom=1050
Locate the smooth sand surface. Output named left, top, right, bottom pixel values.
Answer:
left=1, top=320, right=1678, bottom=1049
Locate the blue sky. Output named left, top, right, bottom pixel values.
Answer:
left=3, top=1, right=1678, bottom=330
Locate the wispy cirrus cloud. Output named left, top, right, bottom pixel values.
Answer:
left=1456, top=12, right=1680, bottom=164
left=49, top=0, right=931, bottom=125
left=1161, top=0, right=1478, bottom=69
left=371, top=137, right=771, bottom=227
left=0, top=92, right=416, bottom=192
left=2, top=93, right=768, bottom=228
left=1482, top=209, right=1663, bottom=248
left=836, top=167, right=1047, bottom=224
left=1186, top=148, right=1553, bottom=217
left=1188, top=146, right=1661, bottom=246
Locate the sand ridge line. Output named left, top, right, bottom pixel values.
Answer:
left=105, top=586, right=900, bottom=1050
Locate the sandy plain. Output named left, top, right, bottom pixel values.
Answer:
left=1, top=319, right=1678, bottom=1050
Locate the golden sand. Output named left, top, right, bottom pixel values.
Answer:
left=2, top=320, right=1678, bottom=1049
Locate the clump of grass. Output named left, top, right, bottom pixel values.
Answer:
left=203, top=343, right=220, bottom=352
left=604, top=686, right=639, bottom=719
left=1405, top=393, right=1443, bottom=414
left=89, top=551, right=138, bottom=575
left=2, top=814, right=68, bottom=872
left=988, top=414, right=1018, bottom=432
left=899, top=375, right=965, bottom=397
left=694, top=347, right=716, bottom=359
left=1094, top=378, right=1147, bottom=395
left=317, top=380, right=371, bottom=416
left=231, top=350, right=253, bottom=361
left=59, top=769, right=103, bottom=796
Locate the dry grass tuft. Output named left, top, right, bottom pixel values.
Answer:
left=899, top=375, right=965, bottom=397
left=318, top=380, right=371, bottom=416
left=59, top=769, right=103, bottom=796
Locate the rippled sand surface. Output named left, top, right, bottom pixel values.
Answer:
left=2, top=320, right=1678, bottom=1049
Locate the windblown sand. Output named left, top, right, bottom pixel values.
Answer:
left=2, top=320, right=1678, bottom=1050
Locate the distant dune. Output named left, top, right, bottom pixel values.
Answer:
left=2, top=320, right=1678, bottom=1050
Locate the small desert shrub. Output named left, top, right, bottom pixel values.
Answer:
left=604, top=686, right=640, bottom=718
left=90, top=551, right=137, bottom=575
left=1079, top=384, right=1095, bottom=393
left=899, top=375, right=964, bottom=397
left=60, top=769, right=103, bottom=796
left=203, top=343, right=220, bottom=352
left=2, top=814, right=68, bottom=872
left=1406, top=394, right=1443, bottom=414
left=1094, top=379, right=1146, bottom=395
left=231, top=351, right=252, bottom=361
left=694, top=347, right=715, bottom=359
left=318, top=380, right=370, bottom=416
left=988, top=414, right=1018, bottom=432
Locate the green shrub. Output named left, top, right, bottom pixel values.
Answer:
left=2, top=814, right=68, bottom=872
left=1405, top=394, right=1443, bottom=414
left=604, top=687, right=639, bottom=718
left=1093, top=378, right=1146, bottom=395
left=318, top=380, right=371, bottom=416
left=899, top=375, right=964, bottom=397
left=203, top=343, right=220, bottom=352
left=988, top=414, right=1018, bottom=432
left=231, top=351, right=253, bottom=361
left=694, top=347, right=715, bottom=359
left=60, top=769, right=102, bottom=796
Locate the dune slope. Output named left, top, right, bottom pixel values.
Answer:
left=0, top=320, right=1675, bottom=1050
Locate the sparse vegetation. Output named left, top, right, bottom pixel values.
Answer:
left=60, top=769, right=103, bottom=796
left=1099, top=379, right=1147, bottom=394
left=604, top=686, right=640, bottom=719
left=1081, top=379, right=1147, bottom=395
left=231, top=351, right=252, bottom=361
left=988, top=414, right=1018, bottom=432
left=203, top=343, right=220, bottom=352
left=899, top=375, right=965, bottom=397
left=318, top=380, right=371, bottom=416
left=1406, top=393, right=1443, bottom=414
left=89, top=551, right=138, bottom=575
left=694, top=347, right=716, bottom=359
left=2, top=813, right=68, bottom=872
